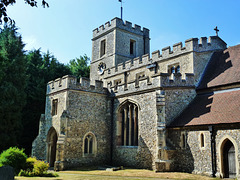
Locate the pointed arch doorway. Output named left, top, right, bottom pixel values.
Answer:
left=47, top=127, right=58, bottom=167
left=221, top=139, right=236, bottom=178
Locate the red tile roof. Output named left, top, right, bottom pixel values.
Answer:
left=197, top=44, right=240, bottom=90
left=168, top=89, right=240, bottom=127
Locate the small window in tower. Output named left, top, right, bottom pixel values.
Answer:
left=130, top=40, right=136, bottom=56
left=52, top=99, right=58, bottom=116
left=100, top=39, right=106, bottom=57
left=200, top=133, right=205, bottom=148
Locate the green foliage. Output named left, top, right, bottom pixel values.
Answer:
left=20, top=50, right=71, bottom=155
left=0, top=25, right=27, bottom=151
left=68, top=54, right=90, bottom=79
left=25, top=157, right=37, bottom=171
left=18, top=169, right=58, bottom=177
left=0, top=147, right=27, bottom=174
left=32, top=160, right=49, bottom=176
left=18, top=169, right=34, bottom=177
left=0, top=21, right=91, bottom=156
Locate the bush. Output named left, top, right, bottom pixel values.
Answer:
left=25, top=157, right=37, bottom=171
left=18, top=169, right=34, bottom=177
left=18, top=158, right=58, bottom=177
left=33, top=160, right=49, bottom=176
left=0, top=147, right=27, bottom=174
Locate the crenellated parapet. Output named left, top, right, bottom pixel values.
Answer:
left=151, top=36, right=227, bottom=60
left=47, top=75, right=107, bottom=95
left=103, top=36, right=226, bottom=78
left=92, top=17, right=149, bottom=39
left=159, top=73, right=195, bottom=87
left=109, top=73, right=195, bottom=96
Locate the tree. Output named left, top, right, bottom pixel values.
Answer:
left=68, top=55, right=90, bottom=79
left=20, top=49, right=70, bottom=154
left=0, top=25, right=27, bottom=151
left=42, top=51, right=70, bottom=81
left=0, top=0, right=49, bottom=24
left=20, top=49, right=46, bottom=154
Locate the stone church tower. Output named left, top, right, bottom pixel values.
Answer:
left=90, top=17, right=150, bottom=82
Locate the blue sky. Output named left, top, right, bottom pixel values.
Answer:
left=7, top=0, right=240, bottom=64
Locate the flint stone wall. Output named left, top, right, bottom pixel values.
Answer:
left=112, top=91, right=158, bottom=169
left=167, top=128, right=212, bottom=175
left=164, top=88, right=196, bottom=125
left=90, top=30, right=115, bottom=81
left=32, top=114, right=47, bottom=160
left=215, top=128, right=240, bottom=178
left=63, top=90, right=111, bottom=168
left=32, top=91, right=68, bottom=160
left=168, top=126, right=240, bottom=178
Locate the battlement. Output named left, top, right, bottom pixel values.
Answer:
left=151, top=36, right=226, bottom=59
left=103, top=36, right=226, bottom=78
left=159, top=73, right=195, bottom=87
left=92, top=17, right=149, bottom=39
left=109, top=73, right=195, bottom=96
left=47, top=75, right=107, bottom=95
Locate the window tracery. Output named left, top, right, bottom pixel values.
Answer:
left=117, top=101, right=138, bottom=146
left=83, top=133, right=96, bottom=157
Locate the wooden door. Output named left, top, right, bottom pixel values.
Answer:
left=228, top=145, right=236, bottom=178
left=223, top=140, right=236, bottom=178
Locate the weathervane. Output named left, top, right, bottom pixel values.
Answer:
left=118, top=0, right=123, bottom=20
left=214, top=26, right=219, bottom=36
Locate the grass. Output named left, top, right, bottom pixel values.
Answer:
left=15, top=167, right=224, bottom=180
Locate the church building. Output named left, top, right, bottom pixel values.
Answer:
left=32, top=17, right=240, bottom=179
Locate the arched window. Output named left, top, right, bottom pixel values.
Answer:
left=117, top=101, right=138, bottom=146
left=83, top=133, right=96, bottom=157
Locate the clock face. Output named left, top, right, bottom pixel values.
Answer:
left=98, top=62, right=106, bottom=75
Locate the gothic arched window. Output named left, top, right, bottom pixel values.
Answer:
left=83, top=133, right=96, bottom=157
left=117, top=101, right=138, bottom=146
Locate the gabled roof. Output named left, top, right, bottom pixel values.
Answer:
left=197, top=44, right=240, bottom=90
left=168, top=89, right=240, bottom=127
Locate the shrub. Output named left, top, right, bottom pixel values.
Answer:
left=18, top=169, right=34, bottom=177
left=25, top=157, right=37, bottom=171
left=0, top=147, right=27, bottom=174
left=18, top=159, right=58, bottom=177
left=33, top=160, right=49, bottom=176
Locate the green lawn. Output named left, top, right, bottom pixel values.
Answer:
left=15, top=168, right=224, bottom=180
